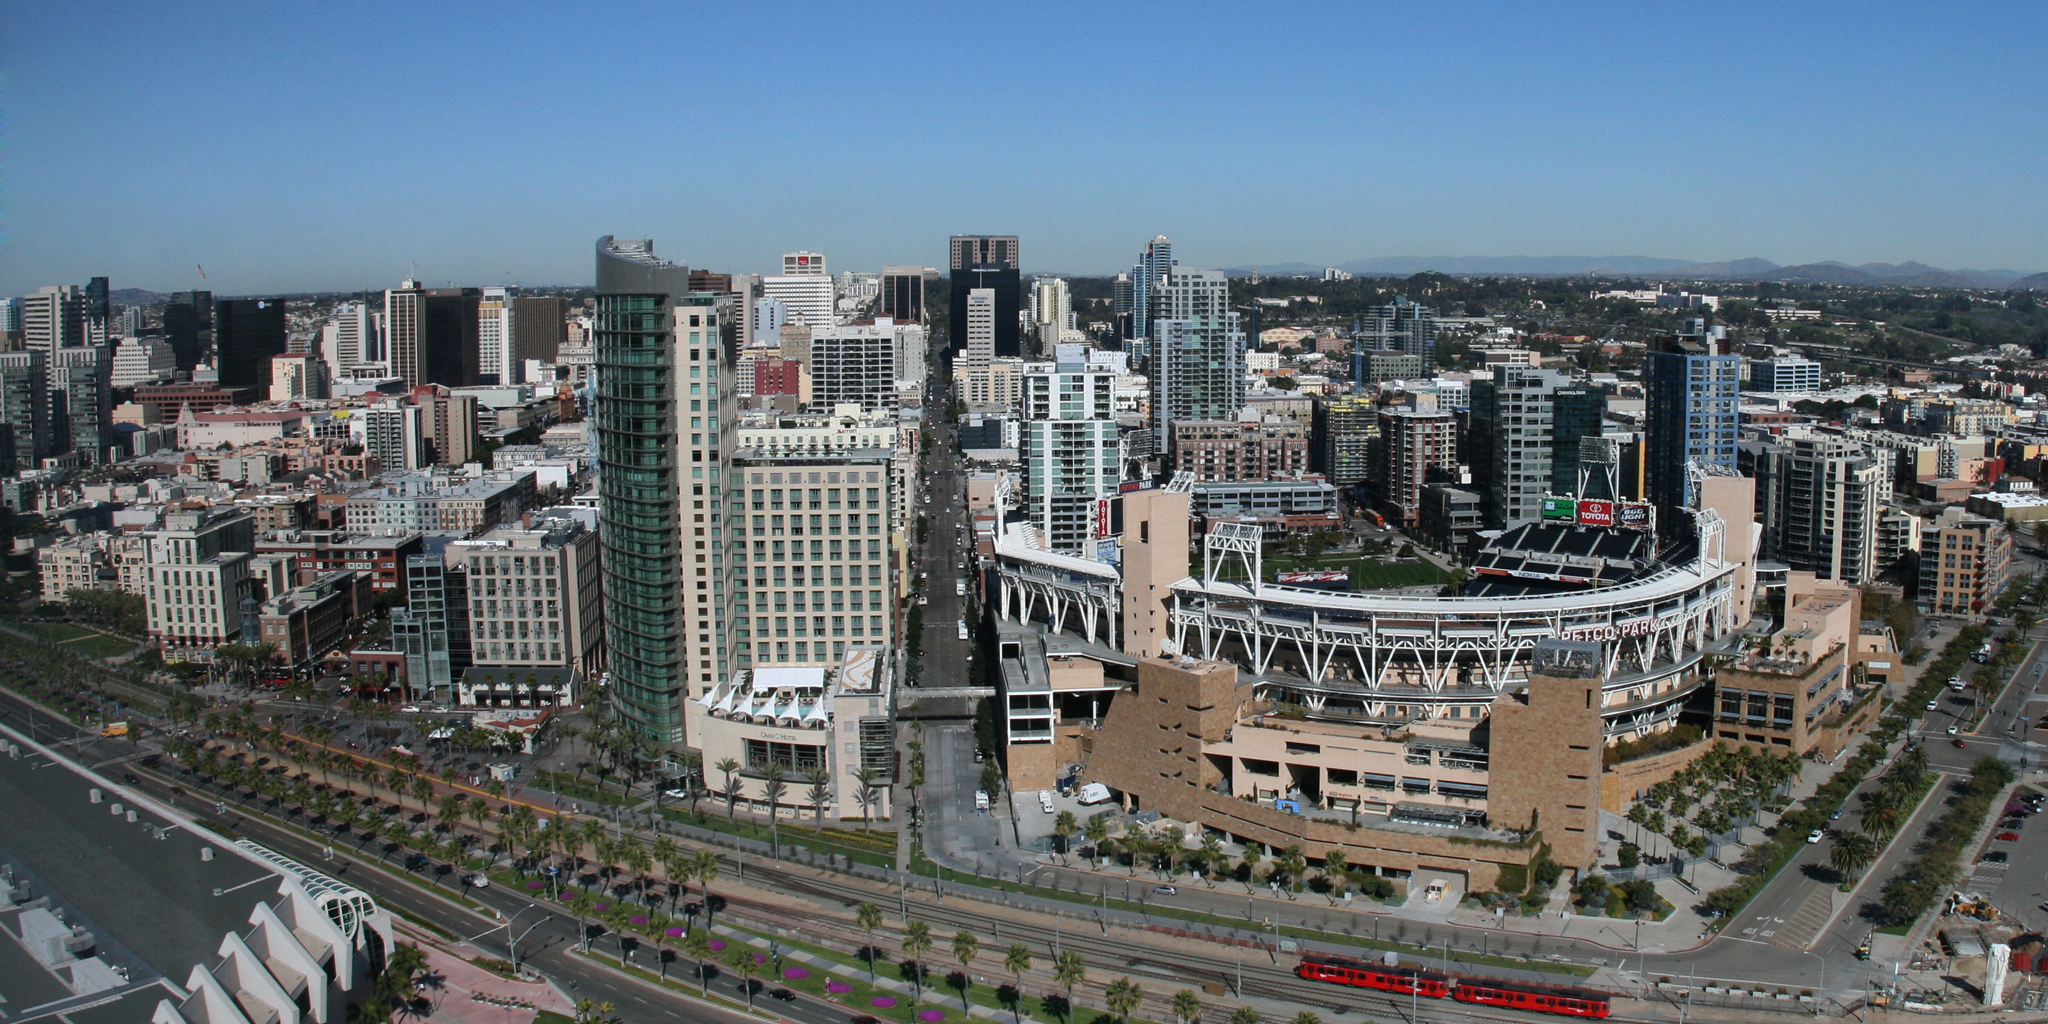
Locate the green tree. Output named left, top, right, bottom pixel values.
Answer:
left=1053, top=950, right=1086, bottom=1022
left=1053, top=811, right=1078, bottom=863
left=1230, top=1007, right=1261, bottom=1024
left=902, top=920, right=934, bottom=1002
left=1830, top=831, right=1877, bottom=884
left=856, top=902, right=884, bottom=981
left=1005, top=944, right=1034, bottom=1024
left=952, top=931, right=981, bottom=1010
left=1105, top=978, right=1143, bottom=1024
left=681, top=931, right=714, bottom=997
left=852, top=766, right=882, bottom=829
left=761, top=764, right=789, bottom=858
left=803, top=766, right=833, bottom=825
left=728, top=946, right=761, bottom=1011
left=692, top=849, right=720, bottom=923
left=716, top=757, right=743, bottom=821
left=1172, top=989, right=1204, bottom=1024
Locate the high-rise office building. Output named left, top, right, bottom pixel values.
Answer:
left=0, top=297, right=20, bottom=334
left=723, top=449, right=897, bottom=674
left=810, top=320, right=900, bottom=412
left=594, top=236, right=735, bottom=745
left=20, top=286, right=86, bottom=353
left=142, top=507, right=255, bottom=654
left=689, top=270, right=734, bottom=294
left=478, top=287, right=513, bottom=385
left=448, top=516, right=605, bottom=678
left=1314, top=396, right=1379, bottom=487
left=269, top=353, right=331, bottom=401
left=1150, top=266, right=1244, bottom=432
left=1110, top=273, right=1134, bottom=343
left=879, top=266, right=931, bottom=322
left=1753, top=356, right=1823, bottom=394
left=1644, top=319, right=1739, bottom=508
left=1360, top=297, right=1437, bottom=361
left=48, top=346, right=111, bottom=465
left=962, top=289, right=996, bottom=367
left=323, top=301, right=380, bottom=378
left=412, top=386, right=478, bottom=466
left=1021, top=359, right=1121, bottom=553
left=121, top=306, right=149, bottom=337
left=386, top=282, right=481, bottom=389
left=1757, top=435, right=1887, bottom=584
left=1467, top=367, right=1610, bottom=528
left=1377, top=408, right=1458, bottom=529
left=763, top=252, right=837, bottom=330
left=511, top=295, right=567, bottom=371
left=0, top=352, right=49, bottom=475
left=162, top=290, right=213, bottom=375
left=1127, top=235, right=1173, bottom=344
left=213, top=298, right=289, bottom=390
left=394, top=556, right=470, bottom=705
left=83, top=277, right=110, bottom=344
left=111, top=338, right=177, bottom=387
left=364, top=399, right=426, bottom=471
left=948, top=235, right=1020, bottom=357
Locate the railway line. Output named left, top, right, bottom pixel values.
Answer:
left=0, top=677, right=1712, bottom=1024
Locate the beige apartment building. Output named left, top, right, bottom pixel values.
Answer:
left=1919, top=506, right=2013, bottom=614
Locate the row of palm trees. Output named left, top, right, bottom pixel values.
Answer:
left=1828, top=744, right=1934, bottom=884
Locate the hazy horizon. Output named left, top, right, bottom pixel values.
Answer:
left=4, top=1, right=2045, bottom=296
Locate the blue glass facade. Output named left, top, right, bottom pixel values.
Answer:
left=1643, top=346, right=1739, bottom=509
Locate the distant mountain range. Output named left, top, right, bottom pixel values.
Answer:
left=1222, top=256, right=2044, bottom=288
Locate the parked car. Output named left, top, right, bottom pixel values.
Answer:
left=1997, top=831, right=2021, bottom=841
left=1947, top=725, right=1960, bottom=735
left=1984, top=852, right=2011, bottom=864
left=1953, top=738, right=1968, bottom=748
left=1153, top=885, right=1178, bottom=896
left=1806, top=829, right=1825, bottom=844
left=1925, top=700, right=1939, bottom=711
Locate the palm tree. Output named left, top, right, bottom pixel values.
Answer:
left=804, top=766, right=833, bottom=825
left=1291, top=1014, right=1320, bottom=1024
left=602, top=905, right=634, bottom=962
left=852, top=766, right=882, bottom=830
left=902, top=919, right=934, bottom=1002
left=1862, top=798, right=1903, bottom=841
left=1105, top=978, right=1143, bottom=1024
left=1084, top=819, right=1110, bottom=867
left=728, top=946, right=761, bottom=1011
left=761, top=765, right=789, bottom=859
left=1172, top=989, right=1204, bottom=1024
left=1229, top=1007, right=1260, bottom=1024
left=1053, top=951, right=1086, bottom=1023
left=952, top=931, right=980, bottom=1011
left=692, top=849, right=720, bottom=923
left=1830, top=831, right=1878, bottom=883
left=1897, top=744, right=1930, bottom=777
left=1053, top=811, right=1079, bottom=863
left=1005, top=944, right=1033, bottom=1024
left=856, top=902, right=884, bottom=981
left=716, top=758, right=743, bottom=821
left=624, top=842, right=653, bottom=907
left=681, top=931, right=714, bottom=997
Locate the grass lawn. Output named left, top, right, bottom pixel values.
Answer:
left=63, top=632, right=137, bottom=659
left=1262, top=554, right=1448, bottom=591
left=18, top=621, right=93, bottom=643
left=531, top=770, right=633, bottom=806
left=663, top=808, right=900, bottom=870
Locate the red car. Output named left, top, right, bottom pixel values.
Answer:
left=1998, top=831, right=2022, bottom=841
left=1953, top=738, right=1968, bottom=748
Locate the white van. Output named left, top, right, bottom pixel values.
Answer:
left=1078, top=782, right=1113, bottom=805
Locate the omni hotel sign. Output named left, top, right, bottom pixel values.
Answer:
left=1559, top=611, right=1688, bottom=643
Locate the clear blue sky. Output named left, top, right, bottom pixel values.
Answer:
left=4, top=1, right=2045, bottom=295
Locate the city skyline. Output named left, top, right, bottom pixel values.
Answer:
left=4, top=2, right=2047, bottom=295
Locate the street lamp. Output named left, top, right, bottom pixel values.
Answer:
left=1803, top=949, right=1826, bottom=1018
left=504, top=905, right=543, bottom=975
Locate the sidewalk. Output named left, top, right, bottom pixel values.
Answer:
left=395, top=920, right=577, bottom=1024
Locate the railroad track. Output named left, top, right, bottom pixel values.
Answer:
left=0, top=685, right=1698, bottom=1024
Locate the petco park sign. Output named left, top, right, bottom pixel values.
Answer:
left=1559, top=612, right=1687, bottom=643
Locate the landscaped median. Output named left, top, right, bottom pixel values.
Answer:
left=576, top=916, right=1185, bottom=1024
left=1697, top=620, right=2022, bottom=931
left=907, top=846, right=1593, bottom=978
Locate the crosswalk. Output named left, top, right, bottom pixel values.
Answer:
left=1770, top=885, right=1836, bottom=949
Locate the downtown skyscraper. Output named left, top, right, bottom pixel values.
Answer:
left=1643, top=318, right=1739, bottom=509
left=1148, top=263, right=1244, bottom=435
left=593, top=236, right=735, bottom=745
left=948, top=235, right=1020, bottom=358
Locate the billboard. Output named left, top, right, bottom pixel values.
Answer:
left=1576, top=499, right=1615, bottom=527
left=1095, top=538, right=1121, bottom=567
left=1096, top=498, right=1113, bottom=538
left=1277, top=571, right=1351, bottom=591
left=1617, top=502, right=1653, bottom=531
left=1540, top=495, right=1576, bottom=520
